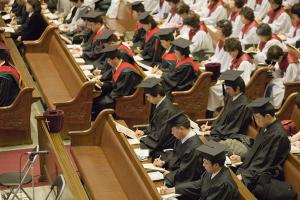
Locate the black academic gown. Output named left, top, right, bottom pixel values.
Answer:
left=175, top=167, right=239, bottom=200
left=141, top=28, right=164, bottom=64
left=162, top=134, right=204, bottom=187
left=208, top=94, right=252, bottom=145
left=237, top=119, right=290, bottom=191
left=132, top=22, right=145, bottom=48
left=161, top=59, right=198, bottom=93
left=140, top=97, right=179, bottom=156
left=92, top=62, right=142, bottom=119
left=158, top=47, right=176, bottom=72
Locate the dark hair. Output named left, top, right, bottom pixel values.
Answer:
left=224, top=37, right=242, bottom=52
left=234, top=0, right=245, bottom=8
left=0, top=49, right=9, bottom=62
left=211, top=156, right=226, bottom=166
left=216, top=19, right=232, bottom=37
left=231, top=77, right=246, bottom=93
left=266, top=45, right=284, bottom=60
left=166, top=0, right=180, bottom=4
left=170, top=114, right=191, bottom=129
left=241, top=6, right=255, bottom=21
left=183, top=13, right=200, bottom=28
left=256, top=23, right=272, bottom=36
left=175, top=46, right=190, bottom=57
left=132, top=3, right=145, bottom=13
left=27, top=0, right=41, bottom=12
left=291, top=3, right=300, bottom=18
left=145, top=85, right=165, bottom=97
left=176, top=2, right=190, bottom=15
left=141, top=15, right=157, bottom=28
left=254, top=106, right=276, bottom=117
left=270, top=0, right=282, bottom=5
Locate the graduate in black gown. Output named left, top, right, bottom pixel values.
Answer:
left=136, top=12, right=164, bottom=64
left=230, top=98, right=290, bottom=196
left=134, top=78, right=180, bottom=157
left=81, top=11, right=107, bottom=62
left=91, top=45, right=142, bottom=120
left=155, top=28, right=177, bottom=72
left=159, top=141, right=239, bottom=200
left=201, top=70, right=252, bottom=157
left=131, top=1, right=146, bottom=46
left=153, top=112, right=204, bottom=187
left=0, top=45, right=20, bottom=107
left=160, top=38, right=199, bottom=93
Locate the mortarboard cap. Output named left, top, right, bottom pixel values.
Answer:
left=219, top=70, right=244, bottom=88
left=197, top=141, right=226, bottom=164
left=171, top=38, right=192, bottom=49
left=136, top=77, right=164, bottom=94
left=131, top=1, right=144, bottom=10
left=98, top=30, right=116, bottom=43
left=247, top=97, right=275, bottom=114
left=156, top=28, right=175, bottom=41
left=164, top=111, right=190, bottom=128
left=138, top=11, right=152, bottom=24
left=100, top=45, right=120, bottom=59
left=81, top=11, right=103, bottom=22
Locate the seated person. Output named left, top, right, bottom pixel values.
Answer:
left=265, top=45, right=300, bottom=109
left=12, top=0, right=47, bottom=42
left=254, top=0, right=270, bottom=20
left=135, top=78, right=180, bottom=157
left=262, top=0, right=291, bottom=34
left=205, top=19, right=232, bottom=73
left=230, top=98, right=290, bottom=197
left=91, top=45, right=142, bottom=120
left=289, top=92, right=300, bottom=143
left=153, top=112, right=204, bottom=187
left=131, top=1, right=146, bottom=47
left=153, top=0, right=170, bottom=21
left=155, top=28, right=177, bottom=71
left=136, top=12, right=164, bottom=64
left=12, top=0, right=27, bottom=25
left=206, top=38, right=254, bottom=116
left=203, top=70, right=252, bottom=157
left=0, top=45, right=20, bottom=107
left=285, top=3, right=300, bottom=47
left=228, top=0, right=244, bottom=38
left=200, top=0, right=227, bottom=26
left=159, top=141, right=239, bottom=200
left=160, top=38, right=199, bottom=93
left=160, top=0, right=182, bottom=29
left=183, top=13, right=214, bottom=58
left=254, top=23, right=287, bottom=64
left=175, top=2, right=191, bottom=39
left=239, top=6, right=259, bottom=48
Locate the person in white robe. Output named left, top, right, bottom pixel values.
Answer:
left=286, top=3, right=300, bottom=47
left=228, top=0, right=244, bottom=37
left=106, top=0, right=120, bottom=18
left=200, top=0, right=227, bottom=26
left=239, top=6, right=259, bottom=48
left=206, top=38, right=255, bottom=116
left=160, top=0, right=182, bottom=28
left=254, top=0, right=270, bottom=20
left=144, top=0, right=159, bottom=14
left=153, top=0, right=170, bottom=21
left=175, top=2, right=190, bottom=39
left=184, top=0, right=207, bottom=13
left=254, top=23, right=287, bottom=64
left=262, top=0, right=291, bottom=34
left=266, top=45, right=300, bottom=108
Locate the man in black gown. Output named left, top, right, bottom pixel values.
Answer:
left=159, top=141, right=239, bottom=200
left=230, top=98, right=290, bottom=196
left=153, top=112, right=204, bottom=187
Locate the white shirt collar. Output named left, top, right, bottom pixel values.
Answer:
left=156, top=96, right=166, bottom=108
left=181, top=129, right=196, bottom=144
left=232, top=93, right=242, bottom=101
left=211, top=169, right=221, bottom=179
left=0, top=61, right=5, bottom=66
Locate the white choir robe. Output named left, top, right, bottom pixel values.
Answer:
left=286, top=26, right=300, bottom=46
left=230, top=15, right=243, bottom=38
left=283, top=0, right=298, bottom=7
left=178, top=25, right=190, bottom=40
left=201, top=6, right=228, bottom=26
left=207, top=42, right=232, bottom=73
left=190, top=31, right=214, bottom=53
left=153, top=1, right=170, bottom=21
left=263, top=12, right=292, bottom=34
left=239, top=25, right=259, bottom=48
left=254, top=0, right=270, bottom=20
left=106, top=0, right=120, bottom=18
left=246, top=0, right=256, bottom=9
left=269, top=62, right=300, bottom=108
left=207, top=60, right=255, bottom=111
left=144, top=0, right=159, bottom=14
left=254, top=39, right=287, bottom=64
left=184, top=0, right=208, bottom=13
left=160, top=13, right=182, bottom=28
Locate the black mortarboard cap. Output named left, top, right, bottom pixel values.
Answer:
left=171, top=38, right=192, bottom=49
left=247, top=97, right=274, bottom=114
left=98, top=30, right=116, bottom=43
left=197, top=141, right=226, bottom=163
left=100, top=45, right=120, bottom=59
left=219, top=70, right=244, bottom=88
left=156, top=28, right=175, bottom=41
left=81, top=11, right=103, bottom=22
left=138, top=11, right=152, bottom=24
left=131, top=1, right=143, bottom=10
left=136, top=77, right=163, bottom=94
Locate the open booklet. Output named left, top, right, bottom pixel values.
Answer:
left=225, top=156, right=243, bottom=168
left=291, top=142, right=300, bottom=154
left=115, top=122, right=137, bottom=139
left=143, top=163, right=167, bottom=173
left=134, top=148, right=149, bottom=161
left=148, top=171, right=164, bottom=181
left=157, top=188, right=182, bottom=199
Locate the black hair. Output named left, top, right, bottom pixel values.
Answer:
left=234, top=0, right=245, bottom=9
left=27, top=0, right=41, bottom=13
left=256, top=23, right=272, bottom=36
left=291, top=3, right=300, bottom=19
left=175, top=2, right=190, bottom=15
left=175, top=46, right=190, bottom=57
left=266, top=45, right=284, bottom=61
left=210, top=156, right=226, bottom=166
left=216, top=19, right=232, bottom=37
left=224, top=37, right=242, bottom=52
left=145, top=85, right=165, bottom=97
left=183, top=13, right=200, bottom=28
left=132, top=3, right=145, bottom=13
left=241, top=6, right=255, bottom=21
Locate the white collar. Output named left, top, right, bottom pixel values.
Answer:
left=181, top=129, right=196, bottom=144
left=211, top=169, right=221, bottom=179
left=29, top=12, right=33, bottom=17
left=0, top=61, right=5, bottom=66
left=156, top=96, right=166, bottom=108
left=232, top=93, right=242, bottom=101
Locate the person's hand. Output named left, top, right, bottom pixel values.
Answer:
left=17, top=36, right=22, bottom=41
left=159, top=186, right=175, bottom=195
left=153, top=157, right=165, bottom=167
left=256, top=19, right=263, bottom=24
left=230, top=154, right=241, bottom=163
left=93, top=69, right=101, bottom=76
left=163, top=170, right=170, bottom=176
left=200, top=124, right=211, bottom=132
left=134, top=47, right=142, bottom=54
left=135, top=129, right=144, bottom=137
left=237, top=174, right=243, bottom=181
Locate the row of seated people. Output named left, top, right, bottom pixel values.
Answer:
left=132, top=76, right=298, bottom=199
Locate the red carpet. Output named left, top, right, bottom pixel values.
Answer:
left=0, top=147, right=48, bottom=189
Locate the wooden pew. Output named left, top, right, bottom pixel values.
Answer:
left=24, top=25, right=95, bottom=136
left=284, top=82, right=300, bottom=101
left=172, top=72, right=213, bottom=120
left=69, top=109, right=161, bottom=200
left=246, top=67, right=272, bottom=101
left=0, top=87, right=33, bottom=146
left=36, top=117, right=89, bottom=200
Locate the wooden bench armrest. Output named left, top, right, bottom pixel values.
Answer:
left=0, top=87, right=34, bottom=111
left=23, top=25, right=56, bottom=50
